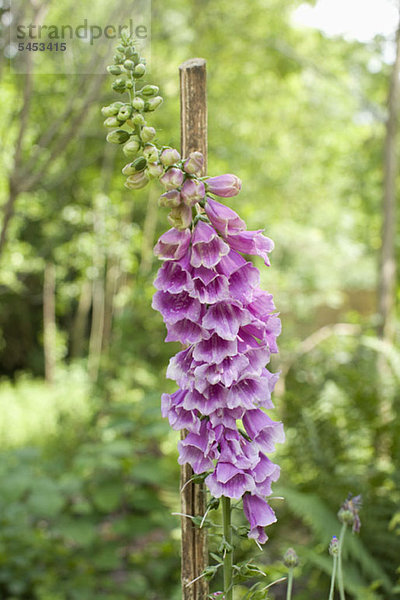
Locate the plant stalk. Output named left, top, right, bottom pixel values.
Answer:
left=328, top=555, right=338, bottom=600
left=286, top=568, right=294, bottom=600
left=337, top=522, right=347, bottom=600
left=222, top=496, right=233, bottom=600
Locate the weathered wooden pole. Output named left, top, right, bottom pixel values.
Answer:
left=179, top=57, right=208, bottom=600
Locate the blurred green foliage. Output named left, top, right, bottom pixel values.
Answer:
left=0, top=0, right=399, bottom=598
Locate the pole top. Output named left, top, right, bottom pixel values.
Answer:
left=179, top=58, right=206, bottom=71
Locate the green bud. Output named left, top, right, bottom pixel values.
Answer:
left=143, top=144, right=158, bottom=163
left=124, top=47, right=135, bottom=58
left=131, top=113, right=146, bottom=126
left=283, top=548, right=299, bottom=569
left=131, top=51, right=140, bottom=63
left=112, top=78, right=127, bottom=93
left=140, top=84, right=160, bottom=97
left=110, top=102, right=124, bottom=111
left=107, top=65, right=122, bottom=75
left=141, top=126, right=156, bottom=142
left=133, top=63, right=146, bottom=78
left=145, top=96, right=163, bottom=111
left=122, top=139, right=140, bottom=158
left=116, top=44, right=125, bottom=53
left=132, top=96, right=145, bottom=111
left=101, top=105, right=117, bottom=117
left=125, top=171, right=149, bottom=190
left=118, top=105, right=133, bottom=121
left=132, top=156, right=147, bottom=171
left=147, top=162, right=163, bottom=178
left=122, top=163, right=136, bottom=176
left=113, top=53, right=124, bottom=64
left=104, top=116, right=120, bottom=128
left=106, top=129, right=130, bottom=144
left=123, top=59, right=135, bottom=70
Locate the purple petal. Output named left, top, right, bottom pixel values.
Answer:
left=205, top=197, right=246, bottom=236
left=153, top=227, right=191, bottom=260
left=205, top=464, right=255, bottom=499
left=190, top=221, right=230, bottom=268
left=152, top=290, right=202, bottom=324
left=243, top=494, right=277, bottom=529
left=192, top=334, right=238, bottom=364
left=154, top=261, right=194, bottom=294
left=165, top=319, right=207, bottom=344
left=225, top=230, right=274, bottom=266
left=202, top=301, right=252, bottom=341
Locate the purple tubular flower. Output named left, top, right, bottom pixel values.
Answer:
left=181, top=179, right=206, bottom=207
left=160, top=167, right=184, bottom=190
left=190, top=220, right=230, bottom=268
left=243, top=494, right=277, bottom=544
left=206, top=174, right=242, bottom=197
left=153, top=227, right=191, bottom=260
left=183, top=151, right=204, bottom=175
left=205, top=197, right=246, bottom=236
left=153, top=186, right=283, bottom=544
left=225, top=230, right=274, bottom=266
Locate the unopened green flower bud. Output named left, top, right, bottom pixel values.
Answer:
left=130, top=50, right=140, bottom=63
left=143, top=144, right=158, bottom=163
left=107, top=65, right=122, bottom=75
left=132, top=96, right=145, bottom=111
left=126, top=80, right=133, bottom=89
left=283, top=548, right=299, bottom=569
left=106, top=129, right=130, bottom=144
left=133, top=63, right=146, bottom=77
left=140, top=84, right=160, bottom=97
left=124, top=47, right=136, bottom=59
left=132, top=156, right=147, bottom=171
left=118, top=105, right=133, bottom=121
left=145, top=96, right=163, bottom=112
left=146, top=162, right=163, bottom=178
left=141, top=126, right=156, bottom=143
left=111, top=102, right=124, bottom=111
left=125, top=171, right=149, bottom=190
left=116, top=44, right=125, bottom=53
left=131, top=113, right=146, bottom=126
left=338, top=508, right=354, bottom=527
left=123, top=59, right=135, bottom=70
left=122, top=139, right=140, bottom=158
left=329, top=536, right=339, bottom=556
left=167, top=204, right=192, bottom=230
left=112, top=78, right=126, bottom=93
left=160, top=147, right=180, bottom=167
left=122, top=163, right=136, bottom=176
left=104, top=116, right=120, bottom=128
left=101, top=105, right=117, bottom=117
left=113, top=53, right=124, bottom=64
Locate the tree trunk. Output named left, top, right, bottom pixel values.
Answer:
left=71, top=280, right=92, bottom=358
left=43, top=262, right=56, bottom=383
left=377, top=17, right=400, bottom=341
left=179, top=57, right=209, bottom=600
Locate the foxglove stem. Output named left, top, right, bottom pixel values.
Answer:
left=222, top=496, right=233, bottom=600
left=286, top=568, right=294, bottom=600
left=337, top=522, right=347, bottom=600
left=328, top=555, right=338, bottom=600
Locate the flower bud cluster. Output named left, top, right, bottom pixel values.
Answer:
left=102, top=32, right=164, bottom=191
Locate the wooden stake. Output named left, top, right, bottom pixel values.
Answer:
left=179, top=57, right=208, bottom=600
